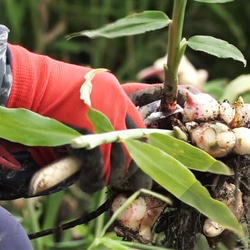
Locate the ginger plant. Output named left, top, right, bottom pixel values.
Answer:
left=0, top=0, right=248, bottom=249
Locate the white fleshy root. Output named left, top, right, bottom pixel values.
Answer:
left=203, top=218, right=225, bottom=237
left=187, top=122, right=236, bottom=158
left=112, top=195, right=147, bottom=231
left=111, top=194, right=165, bottom=242
left=233, top=127, right=250, bottom=155
left=183, top=92, right=220, bottom=122
left=219, top=100, right=235, bottom=125
left=29, top=156, right=82, bottom=196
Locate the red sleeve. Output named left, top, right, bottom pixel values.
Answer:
left=7, top=44, right=145, bottom=184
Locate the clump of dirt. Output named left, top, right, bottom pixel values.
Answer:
left=153, top=203, right=205, bottom=249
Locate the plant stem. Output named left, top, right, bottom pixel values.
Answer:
left=42, top=191, right=64, bottom=244
left=26, top=199, right=43, bottom=250
left=71, top=128, right=173, bottom=149
left=100, top=189, right=172, bottom=237
left=94, top=189, right=107, bottom=238
left=161, top=0, right=187, bottom=111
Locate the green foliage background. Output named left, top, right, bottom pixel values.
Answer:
left=0, top=0, right=249, bottom=83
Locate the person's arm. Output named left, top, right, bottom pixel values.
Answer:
left=0, top=25, right=201, bottom=198
left=5, top=41, right=151, bottom=194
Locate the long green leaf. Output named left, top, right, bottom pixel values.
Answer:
left=187, top=35, right=246, bottom=66
left=66, top=11, right=171, bottom=39
left=101, top=237, right=131, bottom=250
left=194, top=234, right=210, bottom=250
left=0, top=107, right=81, bottom=146
left=148, top=133, right=232, bottom=175
left=123, top=139, right=243, bottom=236
left=87, top=108, right=114, bottom=133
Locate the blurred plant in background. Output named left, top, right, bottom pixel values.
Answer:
left=0, top=0, right=249, bottom=83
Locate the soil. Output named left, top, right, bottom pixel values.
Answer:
left=117, top=87, right=250, bottom=249
left=151, top=155, right=250, bottom=249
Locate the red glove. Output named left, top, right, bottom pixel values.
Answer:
left=6, top=44, right=151, bottom=194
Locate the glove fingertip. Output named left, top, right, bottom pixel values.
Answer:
left=77, top=147, right=105, bottom=194
left=79, top=176, right=104, bottom=193
left=129, top=168, right=153, bottom=191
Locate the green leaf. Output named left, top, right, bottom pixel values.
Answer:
left=194, top=0, right=234, bottom=2
left=123, top=139, right=243, bottom=236
left=80, top=68, right=114, bottom=133
left=0, top=106, right=81, bottom=146
left=202, top=78, right=228, bottom=100
left=187, top=35, right=246, bottom=66
left=194, top=234, right=210, bottom=250
left=148, top=133, right=232, bottom=175
left=87, top=108, right=114, bottom=133
left=66, top=11, right=171, bottom=39
left=101, top=237, right=130, bottom=250
left=220, top=74, right=250, bottom=103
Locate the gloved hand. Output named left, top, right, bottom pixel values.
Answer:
left=2, top=39, right=200, bottom=198
left=122, top=82, right=201, bottom=129
left=2, top=43, right=153, bottom=197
